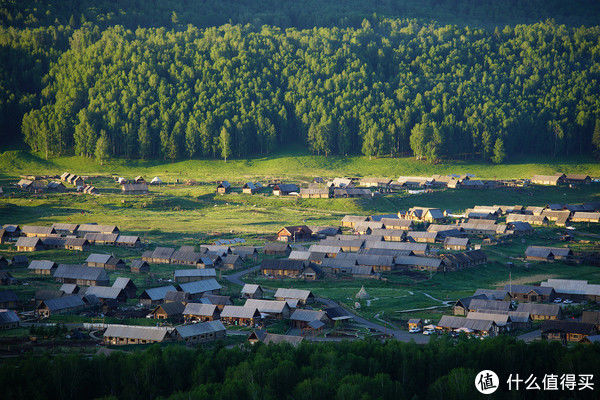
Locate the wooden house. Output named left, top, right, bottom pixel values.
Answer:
left=444, top=237, right=470, bottom=251
left=27, top=260, right=58, bottom=276
left=139, top=285, right=177, bottom=306
left=147, top=247, right=176, bottom=264
left=216, top=181, right=231, bottom=194
left=201, top=294, right=233, bottom=311
left=244, top=299, right=291, bottom=319
left=274, top=288, right=314, bottom=305
left=525, top=246, right=574, bottom=262
left=404, top=207, right=445, bottom=223
left=36, top=295, right=86, bottom=318
left=516, top=302, right=562, bottom=320
left=21, top=225, right=56, bottom=238
left=542, top=320, right=597, bottom=343
left=177, top=279, right=222, bottom=300
left=76, top=224, right=120, bottom=236
left=571, top=212, right=600, bottom=223
left=232, top=246, right=259, bottom=260
left=113, top=277, right=137, bottom=299
left=242, top=182, right=261, bottom=194
left=241, top=284, right=263, bottom=299
left=121, top=182, right=149, bottom=194
left=341, top=215, right=368, bottom=228
left=531, top=174, right=566, bottom=186
left=505, top=284, right=556, bottom=302
left=151, top=302, right=185, bottom=321
left=299, top=187, right=331, bottom=198
left=564, top=174, right=591, bottom=185
left=541, top=279, right=600, bottom=303
left=53, top=264, right=110, bottom=286
left=436, top=315, right=498, bottom=337
left=174, top=268, right=217, bottom=283
left=272, top=183, right=299, bottom=196
left=0, top=310, right=20, bottom=330
left=220, top=306, right=260, bottom=326
left=263, top=242, right=291, bottom=256
left=115, top=235, right=141, bottom=247
left=261, top=259, right=305, bottom=278
left=221, top=254, right=244, bottom=270
left=86, top=254, right=126, bottom=270
left=103, top=325, right=169, bottom=345
left=276, top=225, right=313, bottom=242
left=65, top=238, right=90, bottom=251
left=290, top=309, right=331, bottom=332
left=130, top=260, right=150, bottom=273
left=174, top=320, right=226, bottom=345
left=183, top=303, right=220, bottom=323
left=406, top=231, right=438, bottom=243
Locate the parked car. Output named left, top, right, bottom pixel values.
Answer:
left=553, top=298, right=562, bottom=303
left=409, top=327, right=421, bottom=333
left=423, top=329, right=435, bottom=335
left=563, top=299, right=573, bottom=304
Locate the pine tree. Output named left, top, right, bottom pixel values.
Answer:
left=492, top=138, right=506, bottom=164
left=220, top=125, right=231, bottom=162
left=95, top=131, right=109, bottom=165
left=592, top=119, right=600, bottom=158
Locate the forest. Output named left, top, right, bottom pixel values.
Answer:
left=0, top=337, right=598, bottom=400
left=1, top=1, right=600, bottom=162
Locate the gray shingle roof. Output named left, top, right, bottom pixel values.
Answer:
left=274, top=288, right=312, bottom=302
left=175, top=320, right=225, bottom=338
left=178, top=279, right=222, bottom=295
left=141, top=285, right=177, bottom=301
left=290, top=309, right=326, bottom=322
left=41, top=295, right=85, bottom=311
left=53, top=265, right=109, bottom=282
left=220, top=305, right=259, bottom=319
left=437, top=315, right=494, bottom=332
left=516, top=302, right=561, bottom=317
left=103, top=325, right=169, bottom=341
left=28, top=260, right=56, bottom=270
left=183, top=303, right=218, bottom=316
left=83, top=286, right=123, bottom=300
left=0, top=309, right=20, bottom=324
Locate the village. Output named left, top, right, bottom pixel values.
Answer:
left=1, top=170, right=600, bottom=355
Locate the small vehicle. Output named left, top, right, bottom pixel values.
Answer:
left=409, top=327, right=421, bottom=333
left=553, top=298, right=562, bottom=303
left=563, top=299, right=573, bottom=304
left=423, top=329, right=435, bottom=335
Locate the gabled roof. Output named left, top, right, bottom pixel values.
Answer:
left=541, top=279, right=600, bottom=296
left=288, top=250, right=311, bottom=260
left=220, top=305, right=260, bottom=319
left=115, top=235, right=140, bottom=245
left=154, top=301, right=185, bottom=316
left=0, top=309, right=20, bottom=324
left=308, top=245, right=342, bottom=254
left=183, top=303, right=218, bottom=316
left=174, top=269, right=217, bottom=278
left=59, top=284, right=78, bottom=294
left=364, top=241, right=428, bottom=252
left=175, top=320, right=226, bottom=338
left=505, top=284, right=555, bottom=296
left=178, top=279, right=222, bottom=295
left=241, top=284, right=262, bottom=295
left=437, top=315, right=494, bottom=332
left=541, top=320, right=596, bottom=335
left=84, top=286, right=124, bottom=300
left=21, top=225, right=55, bottom=235
left=468, top=299, right=510, bottom=312
left=473, top=289, right=508, bottom=300
left=28, top=260, right=57, bottom=270
left=244, top=299, right=289, bottom=314
left=444, top=237, right=469, bottom=246
left=53, top=265, right=109, bottom=282
left=516, top=302, right=561, bottom=316
left=141, top=285, right=177, bottom=301
left=76, top=224, right=119, bottom=234
left=104, top=325, right=168, bottom=341
left=274, top=288, right=312, bottom=302
left=151, top=247, right=176, bottom=260
left=394, top=255, right=441, bottom=269
left=113, top=277, right=135, bottom=290
left=290, top=309, right=327, bottom=322
left=86, top=254, right=119, bottom=265
left=15, top=236, right=42, bottom=248
left=40, top=295, right=85, bottom=311
left=261, top=259, right=304, bottom=271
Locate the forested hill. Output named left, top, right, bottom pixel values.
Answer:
left=17, top=20, right=600, bottom=162
left=2, top=2, right=600, bottom=162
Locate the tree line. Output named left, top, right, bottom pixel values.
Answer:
left=0, top=337, right=598, bottom=400
left=14, top=19, right=600, bottom=162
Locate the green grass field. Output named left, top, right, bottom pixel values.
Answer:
left=2, top=148, right=600, bottom=182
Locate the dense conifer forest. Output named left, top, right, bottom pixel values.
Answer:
left=1, top=338, right=599, bottom=400
left=2, top=1, right=600, bottom=162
